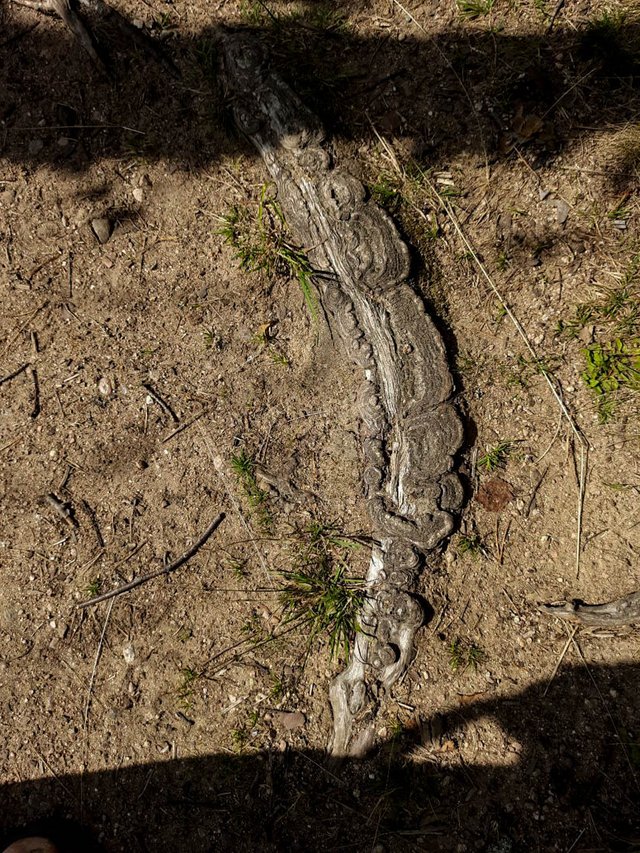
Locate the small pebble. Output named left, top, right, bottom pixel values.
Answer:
left=91, top=217, right=112, bottom=244
left=123, top=642, right=135, bottom=664
left=98, top=377, right=113, bottom=396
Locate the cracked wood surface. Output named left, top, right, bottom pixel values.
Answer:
left=541, top=593, right=640, bottom=627
left=222, top=33, right=463, bottom=757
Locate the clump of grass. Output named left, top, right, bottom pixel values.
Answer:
left=496, top=252, right=510, bottom=272
left=194, top=37, right=217, bottom=78
left=225, top=555, right=249, bottom=579
left=455, top=533, right=485, bottom=559
left=504, top=354, right=560, bottom=388
left=280, top=564, right=364, bottom=660
left=86, top=577, right=102, bottom=598
left=241, top=611, right=269, bottom=647
left=558, top=254, right=640, bottom=420
left=580, top=8, right=640, bottom=80
left=369, top=173, right=401, bottom=212
left=558, top=257, right=640, bottom=339
left=203, top=328, right=222, bottom=350
left=607, top=196, right=632, bottom=222
left=270, top=674, right=285, bottom=700
left=457, top=0, right=494, bottom=19
left=449, top=637, right=486, bottom=673
left=218, top=184, right=318, bottom=321
left=231, top=725, right=249, bottom=751
left=477, top=440, right=513, bottom=472
left=177, top=666, right=199, bottom=710
left=231, top=449, right=272, bottom=531
left=279, top=521, right=364, bottom=660
left=152, top=10, right=176, bottom=32
left=366, top=161, right=441, bottom=242
left=269, top=349, right=290, bottom=367
left=582, top=338, right=640, bottom=422
left=240, top=1, right=349, bottom=33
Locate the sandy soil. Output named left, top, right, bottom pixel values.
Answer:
left=1, top=0, right=639, bottom=850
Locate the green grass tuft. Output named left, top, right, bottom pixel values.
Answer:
left=231, top=449, right=272, bottom=531
left=455, top=533, right=485, bottom=559
left=456, top=0, right=495, bottom=18
left=582, top=338, right=640, bottom=422
left=218, top=184, right=318, bottom=322
left=449, top=637, right=486, bottom=673
left=477, top=441, right=513, bottom=472
left=278, top=521, right=364, bottom=660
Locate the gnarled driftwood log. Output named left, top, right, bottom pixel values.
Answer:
left=222, top=34, right=463, bottom=757
left=541, top=593, right=640, bottom=627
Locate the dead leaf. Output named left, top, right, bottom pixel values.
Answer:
left=476, top=477, right=515, bottom=512
left=273, top=710, right=305, bottom=731
left=458, top=691, right=487, bottom=706
left=512, top=104, right=544, bottom=141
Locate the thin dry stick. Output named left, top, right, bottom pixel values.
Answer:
left=430, top=186, right=589, bottom=578
left=565, top=828, right=586, bottom=853
left=542, top=625, right=577, bottom=697
left=0, top=362, right=29, bottom=386
left=546, top=0, right=565, bottom=33
left=162, top=409, right=208, bottom=443
left=534, top=411, right=563, bottom=465
left=81, top=596, right=114, bottom=821
left=83, top=597, right=114, bottom=730
left=78, top=513, right=225, bottom=607
left=11, top=123, right=145, bottom=134
left=1, top=301, right=49, bottom=357
left=29, top=747, right=76, bottom=801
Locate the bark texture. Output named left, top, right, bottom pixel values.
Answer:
left=222, top=34, right=463, bottom=756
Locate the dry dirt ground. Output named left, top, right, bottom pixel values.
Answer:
left=1, top=0, right=640, bottom=851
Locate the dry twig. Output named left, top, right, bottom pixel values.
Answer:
left=78, top=513, right=225, bottom=607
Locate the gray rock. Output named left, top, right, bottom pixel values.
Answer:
left=91, top=217, right=112, bottom=244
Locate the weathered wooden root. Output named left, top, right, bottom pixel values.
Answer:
left=12, top=0, right=174, bottom=74
left=13, top=0, right=102, bottom=67
left=222, top=33, right=463, bottom=758
left=541, top=592, right=640, bottom=627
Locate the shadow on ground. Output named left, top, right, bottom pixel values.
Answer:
left=2, top=5, right=640, bottom=853
left=2, top=1, right=640, bottom=190
left=1, top=661, right=640, bottom=852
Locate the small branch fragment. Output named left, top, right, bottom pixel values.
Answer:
left=27, top=364, right=40, bottom=418
left=13, top=0, right=103, bottom=68
left=80, top=498, right=105, bottom=547
left=0, top=363, right=29, bottom=386
left=44, top=492, right=79, bottom=528
left=78, top=512, right=226, bottom=607
left=540, top=592, right=640, bottom=627
left=142, top=382, right=180, bottom=424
